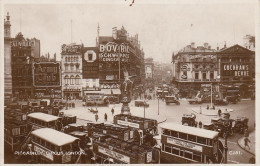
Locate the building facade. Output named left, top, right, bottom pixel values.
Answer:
left=217, top=44, right=255, bottom=98
left=97, top=26, right=145, bottom=98
left=172, top=42, right=218, bottom=98
left=4, top=12, right=12, bottom=101
left=243, top=35, right=255, bottom=51
left=33, top=56, right=62, bottom=100
left=11, top=32, right=34, bottom=99
left=61, top=43, right=83, bottom=99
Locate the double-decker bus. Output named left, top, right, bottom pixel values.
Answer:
left=30, top=128, right=83, bottom=164
left=83, top=91, right=108, bottom=106
left=159, top=123, right=224, bottom=163
left=27, top=112, right=62, bottom=130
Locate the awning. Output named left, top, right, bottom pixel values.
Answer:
left=112, top=89, right=121, bottom=95
left=101, top=89, right=112, bottom=95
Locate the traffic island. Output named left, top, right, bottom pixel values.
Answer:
left=191, top=106, right=233, bottom=116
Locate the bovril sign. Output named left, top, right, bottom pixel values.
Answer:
left=180, top=64, right=190, bottom=70
left=99, top=42, right=130, bottom=62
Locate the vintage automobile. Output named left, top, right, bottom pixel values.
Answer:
left=232, top=117, right=249, bottom=134
left=203, top=123, right=215, bottom=131
left=211, top=118, right=233, bottom=137
left=181, top=114, right=197, bottom=127
left=213, top=98, right=229, bottom=106
left=165, top=96, right=180, bottom=105
left=135, top=100, right=149, bottom=107
left=226, top=96, right=239, bottom=104
left=187, top=98, right=203, bottom=104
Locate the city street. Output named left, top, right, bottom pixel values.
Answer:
left=62, top=98, right=255, bottom=164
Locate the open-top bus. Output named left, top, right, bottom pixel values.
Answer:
left=83, top=91, right=108, bottom=106
left=30, top=128, right=83, bottom=164
left=159, top=123, right=224, bottom=163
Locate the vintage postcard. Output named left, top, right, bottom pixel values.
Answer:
left=1, top=0, right=259, bottom=165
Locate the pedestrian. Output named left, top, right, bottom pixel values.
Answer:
left=218, top=109, right=222, bottom=117
left=244, top=129, right=249, bottom=138
left=244, top=137, right=251, bottom=150
left=213, top=105, right=215, bottom=110
left=199, top=121, right=202, bottom=128
left=111, top=107, right=114, bottom=115
left=104, top=113, right=107, bottom=122
left=95, top=114, right=99, bottom=122
left=207, top=105, right=209, bottom=110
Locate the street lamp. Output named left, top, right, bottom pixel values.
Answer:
left=158, top=97, right=159, bottom=115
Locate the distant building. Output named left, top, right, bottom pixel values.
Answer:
left=30, top=38, right=41, bottom=58
left=97, top=26, right=145, bottom=97
left=217, top=44, right=255, bottom=98
left=11, top=32, right=34, bottom=99
left=61, top=43, right=83, bottom=99
left=243, top=35, right=255, bottom=51
left=172, top=42, right=218, bottom=98
left=4, top=12, right=12, bottom=101
left=145, top=58, right=154, bottom=89
left=33, top=56, right=62, bottom=99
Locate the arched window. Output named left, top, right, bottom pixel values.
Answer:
left=64, top=64, right=68, bottom=71
left=68, top=56, right=71, bottom=62
left=65, top=57, right=68, bottom=62
left=75, top=75, right=81, bottom=85
left=70, top=75, right=74, bottom=85
left=76, top=56, right=79, bottom=62
left=64, top=75, right=69, bottom=85
left=70, top=64, right=74, bottom=72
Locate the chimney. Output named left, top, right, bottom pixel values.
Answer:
left=224, top=41, right=226, bottom=48
left=204, top=42, right=209, bottom=49
left=191, top=42, right=195, bottom=48
left=112, top=27, right=117, bottom=40
left=217, top=46, right=219, bottom=50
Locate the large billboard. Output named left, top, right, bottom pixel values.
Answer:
left=221, top=63, right=250, bottom=77
left=82, top=47, right=99, bottom=79
left=33, top=62, right=61, bottom=87
left=99, top=42, right=130, bottom=62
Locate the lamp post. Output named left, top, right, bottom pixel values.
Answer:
left=224, top=133, right=228, bottom=164
left=158, top=97, right=159, bottom=115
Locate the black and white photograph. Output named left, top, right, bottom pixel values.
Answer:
left=1, top=0, right=259, bottom=164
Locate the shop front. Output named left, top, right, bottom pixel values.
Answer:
left=63, top=89, right=82, bottom=100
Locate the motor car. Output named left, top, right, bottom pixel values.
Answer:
left=213, top=98, right=228, bottom=105
left=181, top=114, right=197, bottom=127
left=165, top=96, right=180, bottom=105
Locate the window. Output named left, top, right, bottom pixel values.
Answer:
left=64, top=75, right=69, bottom=85
left=179, top=133, right=187, bottom=140
left=195, top=72, right=199, bottom=79
left=70, top=76, right=74, bottom=85
left=75, top=75, right=80, bottom=85
left=188, top=135, right=196, bottom=142
left=76, top=65, right=79, bottom=71
left=197, top=137, right=207, bottom=144
left=70, top=64, right=74, bottom=71
left=203, top=72, right=206, bottom=79
left=65, top=57, right=68, bottom=62
left=193, top=153, right=202, bottom=162
left=184, top=151, right=192, bottom=159
left=172, top=147, right=179, bottom=155
left=210, top=72, right=214, bottom=79
left=65, top=65, right=68, bottom=71
left=180, top=150, right=184, bottom=157
left=171, top=131, right=178, bottom=137
left=165, top=145, right=171, bottom=153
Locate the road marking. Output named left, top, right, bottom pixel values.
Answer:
left=228, top=160, right=240, bottom=164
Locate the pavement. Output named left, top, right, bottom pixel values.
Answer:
left=61, top=100, right=167, bottom=124
left=237, top=131, right=255, bottom=155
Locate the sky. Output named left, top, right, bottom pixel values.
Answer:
left=4, top=0, right=256, bottom=63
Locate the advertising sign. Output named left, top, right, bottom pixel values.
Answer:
left=33, top=63, right=61, bottom=87
left=99, top=42, right=130, bottom=62
left=146, top=151, right=152, bottom=163
left=34, top=145, right=54, bottom=161
left=222, top=64, right=249, bottom=77
left=167, top=137, right=202, bottom=152
left=117, top=120, right=140, bottom=128
left=98, top=146, right=130, bottom=163
left=100, top=83, right=120, bottom=89
left=61, top=44, right=82, bottom=54
left=82, top=48, right=99, bottom=79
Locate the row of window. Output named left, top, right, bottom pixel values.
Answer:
left=221, top=57, right=251, bottom=63
left=182, top=71, right=215, bottom=80
left=64, top=56, right=80, bottom=62
left=162, top=129, right=213, bottom=146
left=29, top=117, right=57, bottom=127
left=64, top=75, right=81, bottom=85
left=194, top=64, right=215, bottom=69
left=64, top=64, right=80, bottom=72
left=162, top=143, right=203, bottom=163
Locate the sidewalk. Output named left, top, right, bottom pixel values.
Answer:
left=61, top=100, right=167, bottom=124
left=237, top=131, right=255, bottom=155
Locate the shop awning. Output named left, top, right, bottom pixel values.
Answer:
left=101, top=89, right=112, bottom=95
left=112, top=89, right=121, bottom=95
